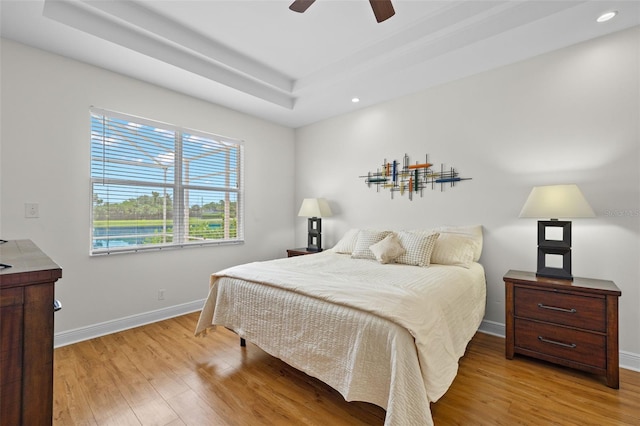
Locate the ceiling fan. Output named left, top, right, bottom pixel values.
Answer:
left=289, top=0, right=395, bottom=23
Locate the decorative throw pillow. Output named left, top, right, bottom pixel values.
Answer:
left=369, top=233, right=406, bottom=264
left=395, top=231, right=439, bottom=267
left=330, top=228, right=360, bottom=254
left=351, top=230, right=391, bottom=260
left=435, top=225, right=483, bottom=261
left=431, top=233, right=477, bottom=268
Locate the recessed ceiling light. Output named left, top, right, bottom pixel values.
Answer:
left=596, top=11, right=618, bottom=23
left=351, top=97, right=360, bottom=103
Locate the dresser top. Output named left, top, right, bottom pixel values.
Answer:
left=0, top=240, right=62, bottom=287
left=504, top=269, right=621, bottom=296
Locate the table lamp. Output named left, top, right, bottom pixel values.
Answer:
left=298, top=198, right=332, bottom=252
left=519, top=184, right=595, bottom=280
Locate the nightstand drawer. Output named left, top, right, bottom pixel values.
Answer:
left=514, top=287, right=605, bottom=332
left=514, top=319, right=606, bottom=369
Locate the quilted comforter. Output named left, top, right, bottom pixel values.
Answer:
left=195, top=251, right=486, bottom=425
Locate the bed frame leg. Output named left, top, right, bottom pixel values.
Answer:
left=240, top=337, right=246, bottom=347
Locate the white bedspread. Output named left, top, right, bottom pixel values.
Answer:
left=195, top=251, right=486, bottom=425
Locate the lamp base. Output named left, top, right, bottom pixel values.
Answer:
left=536, top=269, right=573, bottom=281
left=536, top=220, right=573, bottom=281
left=306, top=217, right=322, bottom=252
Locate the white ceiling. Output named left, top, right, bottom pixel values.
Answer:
left=1, top=0, right=638, bottom=128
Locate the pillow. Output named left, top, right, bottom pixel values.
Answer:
left=395, top=231, right=439, bottom=267
left=369, top=233, right=406, bottom=264
left=435, top=225, right=483, bottom=261
left=351, top=230, right=391, bottom=260
left=330, top=228, right=360, bottom=254
left=431, top=233, right=477, bottom=268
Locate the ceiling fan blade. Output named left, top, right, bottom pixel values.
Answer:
left=369, top=0, right=395, bottom=23
left=289, top=0, right=316, bottom=13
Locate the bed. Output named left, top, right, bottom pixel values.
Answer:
left=195, top=225, right=486, bottom=425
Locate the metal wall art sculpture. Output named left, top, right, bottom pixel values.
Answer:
left=360, top=154, right=471, bottom=200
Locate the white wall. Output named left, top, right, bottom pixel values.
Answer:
left=294, top=27, right=640, bottom=362
left=0, top=39, right=296, bottom=337
left=1, top=27, right=638, bottom=366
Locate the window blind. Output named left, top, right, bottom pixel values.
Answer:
left=90, top=108, right=244, bottom=255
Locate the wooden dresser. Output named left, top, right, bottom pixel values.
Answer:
left=0, top=240, right=62, bottom=425
left=504, top=270, right=621, bottom=388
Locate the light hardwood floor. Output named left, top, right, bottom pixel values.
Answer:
left=53, top=312, right=640, bottom=425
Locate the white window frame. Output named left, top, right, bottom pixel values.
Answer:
left=90, top=107, right=244, bottom=255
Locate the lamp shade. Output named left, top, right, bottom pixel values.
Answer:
left=519, top=184, right=595, bottom=219
left=298, top=198, right=333, bottom=218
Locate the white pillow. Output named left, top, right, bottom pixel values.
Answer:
left=351, top=230, right=391, bottom=260
left=435, top=225, right=483, bottom=261
left=330, top=228, right=360, bottom=254
left=395, top=231, right=439, bottom=267
left=369, top=233, right=406, bottom=264
left=431, top=233, right=477, bottom=268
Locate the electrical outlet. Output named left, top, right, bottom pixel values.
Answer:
left=158, top=289, right=165, bottom=300
left=25, top=203, right=39, bottom=218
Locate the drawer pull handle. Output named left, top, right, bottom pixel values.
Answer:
left=538, top=336, right=577, bottom=349
left=537, top=303, right=576, bottom=314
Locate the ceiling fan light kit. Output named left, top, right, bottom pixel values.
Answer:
left=289, top=0, right=395, bottom=23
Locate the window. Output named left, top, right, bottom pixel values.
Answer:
left=90, top=108, right=244, bottom=255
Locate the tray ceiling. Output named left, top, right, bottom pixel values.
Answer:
left=1, top=0, right=638, bottom=128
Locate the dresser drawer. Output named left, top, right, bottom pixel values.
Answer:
left=514, top=287, right=605, bottom=332
left=0, top=347, right=22, bottom=385
left=0, top=380, right=21, bottom=425
left=0, top=304, right=23, bottom=385
left=0, top=287, right=23, bottom=307
left=514, top=318, right=606, bottom=369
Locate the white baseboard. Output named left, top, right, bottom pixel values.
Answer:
left=54, top=299, right=205, bottom=348
left=619, top=350, right=640, bottom=372
left=478, top=319, right=640, bottom=373
left=478, top=319, right=505, bottom=338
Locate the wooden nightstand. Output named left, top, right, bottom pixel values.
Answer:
left=286, top=248, right=319, bottom=257
left=504, top=270, right=621, bottom=388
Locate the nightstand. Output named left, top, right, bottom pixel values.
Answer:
left=504, top=270, right=621, bottom=388
left=286, top=248, right=319, bottom=257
